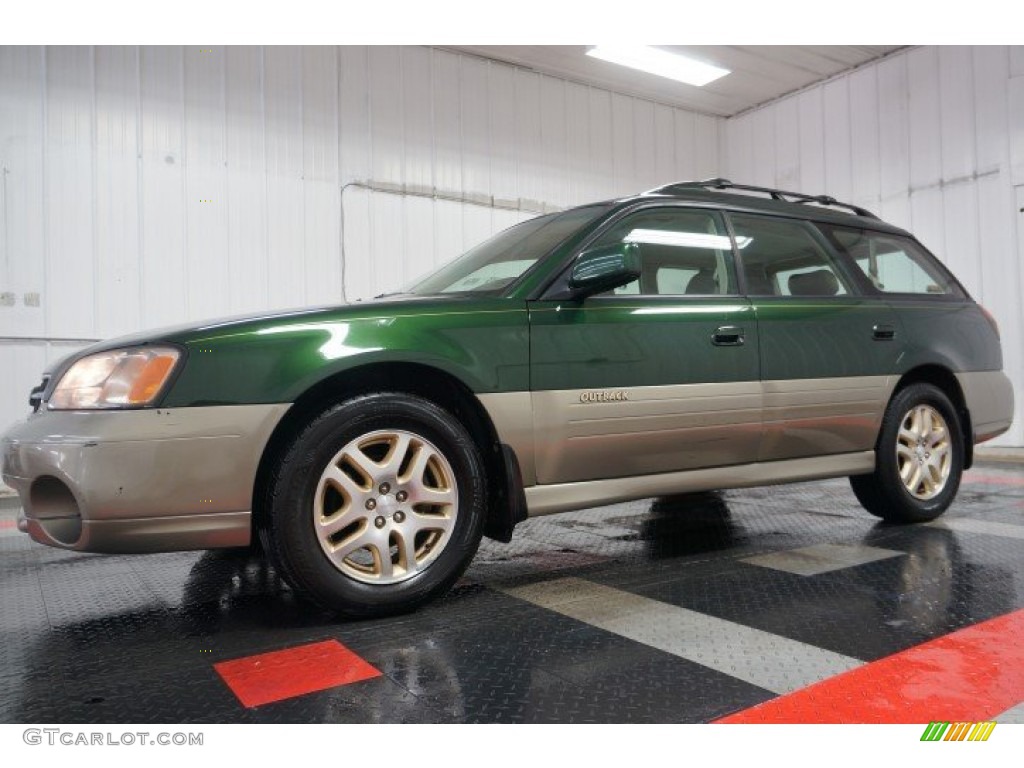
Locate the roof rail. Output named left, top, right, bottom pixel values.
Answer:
left=646, top=178, right=879, bottom=220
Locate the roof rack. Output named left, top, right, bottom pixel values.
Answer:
left=647, top=178, right=879, bottom=220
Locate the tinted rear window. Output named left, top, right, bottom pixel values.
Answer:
left=820, top=225, right=965, bottom=298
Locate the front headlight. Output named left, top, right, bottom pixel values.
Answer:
left=48, top=346, right=181, bottom=410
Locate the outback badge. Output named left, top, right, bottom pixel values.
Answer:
left=579, top=390, right=629, bottom=403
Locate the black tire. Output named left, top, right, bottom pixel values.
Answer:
left=850, top=382, right=964, bottom=523
left=264, top=392, right=487, bottom=618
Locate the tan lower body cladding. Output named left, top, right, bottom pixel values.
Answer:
left=480, top=375, right=895, bottom=495
left=520, top=450, right=876, bottom=516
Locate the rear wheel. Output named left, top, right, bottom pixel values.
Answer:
left=850, top=383, right=964, bottom=523
left=264, top=392, right=487, bottom=617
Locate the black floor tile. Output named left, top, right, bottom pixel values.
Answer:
left=1, top=462, right=1022, bottom=723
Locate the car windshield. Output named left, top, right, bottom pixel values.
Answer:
left=406, top=204, right=611, bottom=295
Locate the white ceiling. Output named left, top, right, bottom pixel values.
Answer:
left=446, top=46, right=906, bottom=117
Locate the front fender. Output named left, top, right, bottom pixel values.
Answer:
left=160, top=307, right=529, bottom=406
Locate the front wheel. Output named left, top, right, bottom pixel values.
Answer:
left=264, top=393, right=487, bottom=618
left=850, top=383, right=964, bottom=523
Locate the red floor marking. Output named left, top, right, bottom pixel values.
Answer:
left=963, top=472, right=1024, bottom=488
left=718, top=609, right=1024, bottom=724
left=214, top=639, right=381, bottom=708
left=0, top=520, right=16, bottom=530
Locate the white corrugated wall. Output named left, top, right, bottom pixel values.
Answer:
left=726, top=45, right=1024, bottom=446
left=3, top=45, right=1020, bottom=448
left=0, top=45, right=723, bottom=432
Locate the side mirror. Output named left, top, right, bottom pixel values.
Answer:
left=566, top=242, right=641, bottom=298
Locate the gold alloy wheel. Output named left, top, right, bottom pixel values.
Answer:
left=895, top=404, right=952, bottom=501
left=312, top=429, right=459, bottom=585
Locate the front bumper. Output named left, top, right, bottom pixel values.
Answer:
left=1, top=404, right=289, bottom=553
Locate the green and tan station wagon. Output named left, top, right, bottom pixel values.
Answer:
left=2, top=179, right=1014, bottom=616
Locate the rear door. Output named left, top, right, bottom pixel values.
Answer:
left=528, top=205, right=761, bottom=485
left=726, top=212, right=900, bottom=462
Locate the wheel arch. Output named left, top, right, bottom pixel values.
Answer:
left=891, top=364, right=973, bottom=469
left=252, top=361, right=522, bottom=541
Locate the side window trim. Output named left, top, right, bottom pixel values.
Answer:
left=721, top=212, right=748, bottom=296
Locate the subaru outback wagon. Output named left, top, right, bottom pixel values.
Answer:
left=2, top=179, right=1013, bottom=616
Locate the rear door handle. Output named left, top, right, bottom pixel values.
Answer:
left=712, top=326, right=745, bottom=346
left=872, top=324, right=896, bottom=341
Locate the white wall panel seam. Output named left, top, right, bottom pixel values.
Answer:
left=366, top=47, right=381, bottom=295
left=846, top=78, right=854, bottom=196
left=179, top=46, right=189, bottom=319
left=0, top=140, right=6, bottom=283
left=299, top=48, right=307, bottom=305
left=872, top=64, right=879, bottom=204
left=456, top=52, right=466, bottom=200
left=626, top=95, right=634, bottom=190
left=89, top=46, right=98, bottom=340
left=904, top=58, right=913, bottom=233
left=562, top=78, right=570, bottom=203
left=336, top=45, right=343, bottom=298
left=40, top=47, right=49, bottom=341
left=260, top=46, right=271, bottom=310
left=1012, top=53, right=1024, bottom=394
left=874, top=64, right=882, bottom=203
left=134, top=46, right=144, bottom=317
left=966, top=51, right=984, bottom=300
left=795, top=87, right=802, bottom=189
left=429, top=48, right=438, bottom=265
left=1004, top=48, right=1024, bottom=351
left=935, top=50, right=945, bottom=186
left=819, top=86, right=826, bottom=194
left=398, top=46, right=407, bottom=270
left=222, top=45, right=231, bottom=311
left=668, top=107, right=677, bottom=182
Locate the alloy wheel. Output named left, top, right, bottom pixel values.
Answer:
left=895, top=404, right=952, bottom=501
left=312, top=429, right=459, bottom=585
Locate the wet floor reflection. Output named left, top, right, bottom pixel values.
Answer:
left=856, top=523, right=1016, bottom=638
left=3, top=473, right=1024, bottom=722
left=635, top=491, right=741, bottom=558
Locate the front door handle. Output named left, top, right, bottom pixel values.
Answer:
left=872, top=324, right=896, bottom=341
left=712, top=326, right=745, bottom=346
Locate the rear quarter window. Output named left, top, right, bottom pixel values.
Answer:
left=820, top=225, right=965, bottom=298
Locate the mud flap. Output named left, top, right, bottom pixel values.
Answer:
left=483, top=444, right=528, bottom=543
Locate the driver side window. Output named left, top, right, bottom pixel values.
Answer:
left=589, top=208, right=737, bottom=296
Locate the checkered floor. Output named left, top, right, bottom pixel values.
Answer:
left=2, top=463, right=1023, bottom=723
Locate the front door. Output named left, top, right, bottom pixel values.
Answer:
left=528, top=205, right=761, bottom=485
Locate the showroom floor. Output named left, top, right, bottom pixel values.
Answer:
left=2, top=463, right=1024, bottom=724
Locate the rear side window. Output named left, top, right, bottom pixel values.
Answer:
left=821, top=226, right=964, bottom=297
left=728, top=214, right=851, bottom=297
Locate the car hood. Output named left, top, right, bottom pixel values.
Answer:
left=43, top=293, right=506, bottom=376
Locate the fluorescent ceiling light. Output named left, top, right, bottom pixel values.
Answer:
left=624, top=229, right=751, bottom=249
left=586, top=46, right=729, bottom=87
